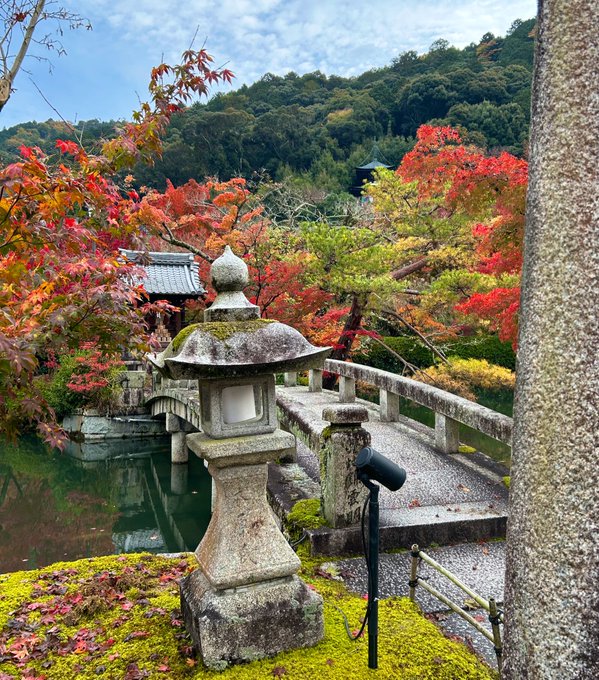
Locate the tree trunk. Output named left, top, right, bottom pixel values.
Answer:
left=390, top=257, right=428, bottom=281
left=322, top=293, right=365, bottom=389
left=502, top=1, right=599, bottom=677
left=0, top=0, right=46, bottom=114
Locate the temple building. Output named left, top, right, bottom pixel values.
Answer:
left=350, top=141, right=391, bottom=197
left=121, top=250, right=205, bottom=343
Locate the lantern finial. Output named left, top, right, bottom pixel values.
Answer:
left=205, top=246, right=260, bottom=321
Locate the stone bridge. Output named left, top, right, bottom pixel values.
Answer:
left=145, top=359, right=512, bottom=555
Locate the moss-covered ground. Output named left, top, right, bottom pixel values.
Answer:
left=0, top=551, right=496, bottom=679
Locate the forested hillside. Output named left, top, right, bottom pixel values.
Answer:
left=0, top=18, right=534, bottom=191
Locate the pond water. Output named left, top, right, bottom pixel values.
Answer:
left=399, top=390, right=513, bottom=467
left=0, top=436, right=212, bottom=574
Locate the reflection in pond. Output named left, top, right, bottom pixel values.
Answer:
left=0, top=436, right=212, bottom=573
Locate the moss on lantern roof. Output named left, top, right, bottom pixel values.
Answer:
left=172, top=319, right=277, bottom=352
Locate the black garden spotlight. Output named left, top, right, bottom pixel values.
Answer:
left=355, top=447, right=407, bottom=670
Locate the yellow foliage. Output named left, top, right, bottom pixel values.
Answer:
left=326, top=108, right=353, bottom=122
left=420, top=358, right=515, bottom=400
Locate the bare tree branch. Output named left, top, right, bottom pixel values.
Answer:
left=381, top=307, right=449, bottom=364
left=157, top=221, right=214, bottom=263
left=0, top=1, right=91, bottom=112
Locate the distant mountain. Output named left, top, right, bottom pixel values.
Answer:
left=0, top=18, right=535, bottom=192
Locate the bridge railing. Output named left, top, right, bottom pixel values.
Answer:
left=283, top=359, right=512, bottom=454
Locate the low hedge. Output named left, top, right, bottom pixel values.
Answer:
left=354, top=335, right=515, bottom=373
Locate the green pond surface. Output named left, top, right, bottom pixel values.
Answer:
left=0, top=436, right=212, bottom=574
left=398, top=390, right=513, bottom=467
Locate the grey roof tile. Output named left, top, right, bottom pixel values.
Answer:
left=121, top=250, right=205, bottom=296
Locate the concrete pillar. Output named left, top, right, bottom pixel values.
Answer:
left=171, top=431, right=188, bottom=463
left=165, top=413, right=180, bottom=432
left=338, top=375, right=356, bottom=403
left=434, top=413, right=460, bottom=454
left=284, top=371, right=297, bottom=387
left=308, top=369, right=323, bottom=392
left=320, top=404, right=370, bottom=527
left=503, top=3, right=599, bottom=677
left=379, top=388, right=400, bottom=422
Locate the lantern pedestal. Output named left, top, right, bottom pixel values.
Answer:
left=180, top=570, right=323, bottom=671
left=182, top=430, right=324, bottom=669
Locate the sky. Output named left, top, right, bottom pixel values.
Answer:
left=1, top=0, right=537, bottom=130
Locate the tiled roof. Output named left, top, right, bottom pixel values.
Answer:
left=357, top=160, right=391, bottom=170
left=121, top=250, right=205, bottom=296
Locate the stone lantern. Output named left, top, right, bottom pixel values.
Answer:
left=151, top=246, right=330, bottom=669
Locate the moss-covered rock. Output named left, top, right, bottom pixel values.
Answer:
left=287, top=499, right=329, bottom=540
left=0, top=553, right=496, bottom=679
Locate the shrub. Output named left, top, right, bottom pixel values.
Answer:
left=39, top=344, right=125, bottom=419
left=420, top=358, right=516, bottom=400
left=354, top=334, right=516, bottom=372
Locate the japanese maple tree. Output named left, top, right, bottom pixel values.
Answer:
left=368, top=124, right=526, bottom=348
left=135, top=177, right=340, bottom=344
left=0, top=48, right=232, bottom=445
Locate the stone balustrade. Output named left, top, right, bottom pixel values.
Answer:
left=285, top=359, right=513, bottom=454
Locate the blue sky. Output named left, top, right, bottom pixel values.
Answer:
left=1, top=0, right=537, bottom=130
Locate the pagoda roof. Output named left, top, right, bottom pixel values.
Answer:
left=357, top=140, right=391, bottom=170
left=357, top=159, right=391, bottom=170
left=121, top=250, right=205, bottom=297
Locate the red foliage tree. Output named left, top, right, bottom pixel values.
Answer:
left=0, top=49, right=232, bottom=445
left=398, top=125, right=527, bottom=346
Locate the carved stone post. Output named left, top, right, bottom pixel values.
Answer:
left=320, top=404, right=370, bottom=527
left=502, top=2, right=599, bottom=676
left=170, top=463, right=188, bottom=495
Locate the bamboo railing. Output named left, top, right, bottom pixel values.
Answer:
left=409, top=544, right=503, bottom=671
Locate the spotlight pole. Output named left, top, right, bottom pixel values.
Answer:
left=359, top=473, right=380, bottom=670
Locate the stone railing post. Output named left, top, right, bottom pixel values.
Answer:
left=320, top=404, right=370, bottom=527
left=338, top=375, right=356, bottom=403
left=166, top=413, right=189, bottom=463
left=435, top=413, right=460, bottom=454
left=309, top=369, right=323, bottom=392
left=284, top=371, right=297, bottom=387
left=379, top=388, right=400, bottom=422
